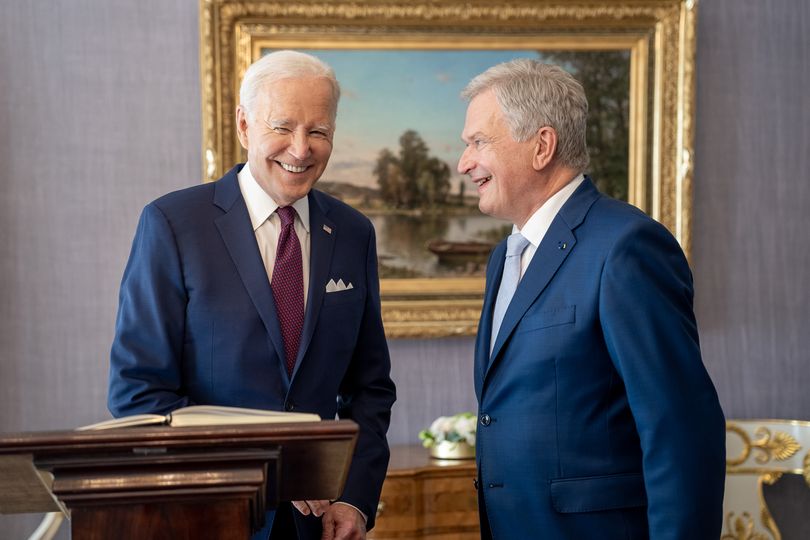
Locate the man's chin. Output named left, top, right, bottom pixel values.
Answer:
left=478, top=200, right=494, bottom=218
left=278, top=181, right=319, bottom=205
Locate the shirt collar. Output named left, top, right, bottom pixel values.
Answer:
left=515, top=174, right=585, bottom=246
left=237, top=163, right=310, bottom=232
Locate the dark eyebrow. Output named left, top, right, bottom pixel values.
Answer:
left=462, top=131, right=486, bottom=143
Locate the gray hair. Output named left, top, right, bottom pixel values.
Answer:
left=239, top=50, right=341, bottom=120
left=462, top=58, right=589, bottom=172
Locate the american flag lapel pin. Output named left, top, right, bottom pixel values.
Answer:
left=322, top=224, right=332, bottom=235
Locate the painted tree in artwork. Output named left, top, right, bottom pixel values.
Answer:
left=374, top=130, right=451, bottom=209
left=373, top=148, right=402, bottom=206
left=398, top=130, right=430, bottom=207
left=544, top=50, right=631, bottom=202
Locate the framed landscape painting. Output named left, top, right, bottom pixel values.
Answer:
left=199, top=0, right=698, bottom=338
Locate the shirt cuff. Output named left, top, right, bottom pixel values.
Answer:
left=332, top=501, right=368, bottom=524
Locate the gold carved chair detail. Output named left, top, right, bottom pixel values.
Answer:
left=723, top=420, right=810, bottom=540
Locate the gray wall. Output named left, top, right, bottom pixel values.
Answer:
left=1, top=0, right=807, bottom=537
left=693, top=0, right=810, bottom=419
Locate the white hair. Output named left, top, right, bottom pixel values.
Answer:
left=239, top=50, right=340, bottom=120
left=462, top=58, right=590, bottom=172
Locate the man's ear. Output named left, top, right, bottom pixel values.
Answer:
left=532, top=126, right=557, bottom=171
left=235, top=106, right=249, bottom=150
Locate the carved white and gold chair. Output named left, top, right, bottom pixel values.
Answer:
left=28, top=512, right=64, bottom=540
left=723, top=420, right=810, bottom=540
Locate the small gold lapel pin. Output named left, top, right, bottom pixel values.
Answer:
left=323, top=224, right=332, bottom=234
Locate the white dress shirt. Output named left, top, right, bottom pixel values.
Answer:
left=238, top=163, right=311, bottom=307
left=515, top=174, right=585, bottom=276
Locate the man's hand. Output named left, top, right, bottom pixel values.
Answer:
left=321, top=503, right=366, bottom=540
left=291, top=500, right=331, bottom=517
left=292, top=500, right=366, bottom=539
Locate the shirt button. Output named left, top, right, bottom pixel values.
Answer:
left=480, top=414, right=491, bottom=426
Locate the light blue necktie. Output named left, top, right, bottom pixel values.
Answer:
left=490, top=232, right=531, bottom=356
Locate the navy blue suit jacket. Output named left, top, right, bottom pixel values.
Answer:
left=108, top=164, right=396, bottom=533
left=475, top=179, right=725, bottom=539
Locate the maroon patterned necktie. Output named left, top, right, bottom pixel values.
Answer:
left=271, top=206, right=304, bottom=376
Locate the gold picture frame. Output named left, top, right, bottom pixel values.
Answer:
left=199, top=0, right=698, bottom=338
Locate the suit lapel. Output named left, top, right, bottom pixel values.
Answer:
left=291, top=190, right=336, bottom=380
left=485, top=178, right=601, bottom=378
left=487, top=221, right=576, bottom=368
left=476, top=242, right=505, bottom=393
left=212, top=168, right=287, bottom=365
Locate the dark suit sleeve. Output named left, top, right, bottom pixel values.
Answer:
left=335, top=225, right=396, bottom=530
left=599, top=220, right=725, bottom=539
left=108, top=203, right=194, bottom=416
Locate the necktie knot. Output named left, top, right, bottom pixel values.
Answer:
left=506, top=233, right=530, bottom=258
left=277, top=206, right=296, bottom=228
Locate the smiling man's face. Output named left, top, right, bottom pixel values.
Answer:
left=458, top=88, right=541, bottom=227
left=236, top=76, right=336, bottom=206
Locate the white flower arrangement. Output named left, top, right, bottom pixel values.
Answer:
left=419, top=412, right=477, bottom=449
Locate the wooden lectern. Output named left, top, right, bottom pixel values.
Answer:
left=0, top=420, right=358, bottom=539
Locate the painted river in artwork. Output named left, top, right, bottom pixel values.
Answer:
left=368, top=212, right=511, bottom=279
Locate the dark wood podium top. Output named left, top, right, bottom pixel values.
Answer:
left=0, top=420, right=358, bottom=454
left=0, top=420, right=358, bottom=515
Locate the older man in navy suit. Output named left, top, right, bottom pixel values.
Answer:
left=458, top=59, right=725, bottom=539
left=108, top=50, right=396, bottom=540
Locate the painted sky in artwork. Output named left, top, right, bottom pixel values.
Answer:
left=305, top=50, right=545, bottom=192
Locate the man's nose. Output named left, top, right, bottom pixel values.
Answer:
left=457, top=146, right=473, bottom=175
left=288, top=131, right=312, bottom=160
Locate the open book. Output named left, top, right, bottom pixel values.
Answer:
left=77, top=405, right=320, bottom=431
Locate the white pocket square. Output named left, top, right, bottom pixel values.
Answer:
left=325, top=278, right=354, bottom=293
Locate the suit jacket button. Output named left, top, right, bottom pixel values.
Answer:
left=480, top=414, right=491, bottom=426
left=285, top=402, right=295, bottom=411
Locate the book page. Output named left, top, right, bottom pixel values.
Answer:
left=76, top=414, right=167, bottom=431
left=167, top=405, right=320, bottom=427
left=76, top=406, right=320, bottom=430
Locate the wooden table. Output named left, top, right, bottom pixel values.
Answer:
left=370, top=444, right=480, bottom=539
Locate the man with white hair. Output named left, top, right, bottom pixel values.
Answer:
left=458, top=58, right=725, bottom=539
left=109, top=50, right=396, bottom=540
